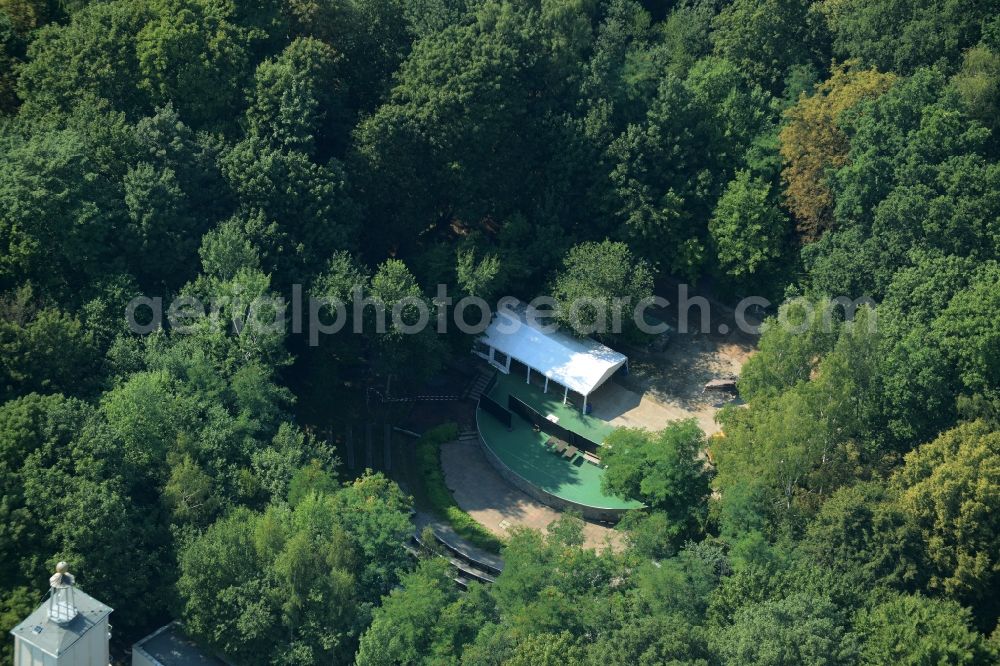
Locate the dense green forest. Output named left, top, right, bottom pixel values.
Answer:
left=1, top=0, right=999, bottom=663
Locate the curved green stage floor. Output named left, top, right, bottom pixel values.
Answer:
left=477, top=372, right=643, bottom=512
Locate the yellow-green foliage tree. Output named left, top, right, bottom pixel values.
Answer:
left=779, top=64, right=895, bottom=241
left=0, top=10, right=22, bottom=114
left=0, top=0, right=47, bottom=33
left=952, top=44, right=1000, bottom=135
left=890, top=421, right=1000, bottom=621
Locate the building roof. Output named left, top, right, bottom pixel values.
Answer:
left=10, top=588, right=112, bottom=658
left=132, top=622, right=231, bottom=666
left=480, top=300, right=628, bottom=397
left=132, top=622, right=228, bottom=666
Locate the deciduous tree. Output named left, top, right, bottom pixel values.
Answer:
left=552, top=240, right=653, bottom=342
left=890, top=421, right=1000, bottom=624
left=779, top=64, right=895, bottom=240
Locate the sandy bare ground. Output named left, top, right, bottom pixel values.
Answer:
left=602, top=293, right=758, bottom=436
left=599, top=333, right=754, bottom=436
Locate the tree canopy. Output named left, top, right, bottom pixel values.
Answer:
left=1, top=0, right=998, bottom=661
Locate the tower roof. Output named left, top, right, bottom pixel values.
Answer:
left=9, top=588, right=112, bottom=658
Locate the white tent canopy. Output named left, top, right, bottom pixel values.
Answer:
left=474, top=300, right=628, bottom=409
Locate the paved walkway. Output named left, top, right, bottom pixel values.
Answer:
left=412, top=511, right=504, bottom=574
left=440, top=438, right=623, bottom=551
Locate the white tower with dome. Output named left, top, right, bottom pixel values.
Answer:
left=9, top=562, right=112, bottom=666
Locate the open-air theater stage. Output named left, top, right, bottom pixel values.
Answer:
left=472, top=301, right=644, bottom=522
